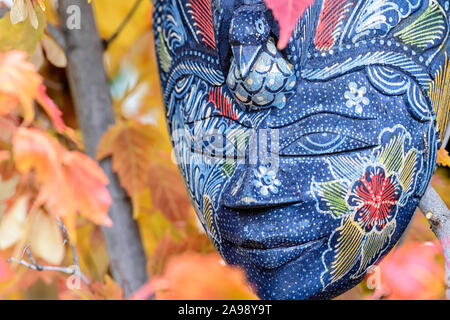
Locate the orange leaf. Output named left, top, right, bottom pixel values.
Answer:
left=13, top=127, right=74, bottom=217
left=148, top=154, right=192, bottom=224
left=150, top=252, right=258, bottom=300
left=63, top=152, right=113, bottom=227
left=97, top=121, right=155, bottom=217
left=0, top=150, right=10, bottom=163
left=264, top=0, right=316, bottom=49
left=436, top=147, right=450, bottom=167
left=0, top=50, right=68, bottom=132
left=12, top=128, right=112, bottom=228
left=0, top=51, right=41, bottom=124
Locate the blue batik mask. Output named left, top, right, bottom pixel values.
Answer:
left=153, top=0, right=450, bottom=299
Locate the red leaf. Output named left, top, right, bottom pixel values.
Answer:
left=265, top=0, right=316, bottom=49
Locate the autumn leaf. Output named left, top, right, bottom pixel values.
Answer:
left=0, top=150, right=10, bottom=162
left=58, top=275, right=124, bottom=300
left=35, top=84, right=66, bottom=132
left=97, top=120, right=156, bottom=217
left=150, top=252, right=258, bottom=300
left=0, top=2, right=45, bottom=55
left=0, top=51, right=68, bottom=132
left=437, top=147, right=450, bottom=167
left=40, top=34, right=67, bottom=68
left=62, top=151, right=113, bottom=227
left=0, top=253, right=14, bottom=283
left=265, top=0, right=316, bottom=49
left=12, top=128, right=113, bottom=232
left=0, top=196, right=28, bottom=250
left=10, top=0, right=45, bottom=29
left=13, top=127, right=74, bottom=215
left=28, top=209, right=65, bottom=265
left=147, top=153, right=192, bottom=224
left=93, top=0, right=152, bottom=74
left=0, top=51, right=41, bottom=124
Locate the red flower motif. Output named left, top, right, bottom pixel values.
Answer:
left=348, top=166, right=402, bottom=232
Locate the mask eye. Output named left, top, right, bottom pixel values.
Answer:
left=255, top=19, right=265, bottom=34
left=279, top=132, right=375, bottom=156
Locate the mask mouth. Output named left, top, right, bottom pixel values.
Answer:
left=224, top=236, right=328, bottom=270
left=217, top=201, right=337, bottom=248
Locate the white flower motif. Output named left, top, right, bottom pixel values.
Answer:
left=344, top=82, right=370, bottom=113
left=253, top=166, right=281, bottom=196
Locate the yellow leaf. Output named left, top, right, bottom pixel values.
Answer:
left=436, top=147, right=450, bottom=167
left=29, top=210, right=65, bottom=264
left=0, top=196, right=28, bottom=250
left=93, top=0, right=152, bottom=74
left=0, top=7, right=45, bottom=54
left=41, top=34, right=67, bottom=68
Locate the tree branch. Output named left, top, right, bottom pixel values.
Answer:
left=57, top=0, right=148, bottom=298
left=419, top=185, right=450, bottom=299
left=8, top=219, right=90, bottom=290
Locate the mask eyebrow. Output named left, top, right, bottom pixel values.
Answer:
left=302, top=47, right=432, bottom=89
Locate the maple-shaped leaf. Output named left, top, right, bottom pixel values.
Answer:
left=0, top=3, right=45, bottom=55
left=147, top=153, right=192, bottom=224
left=97, top=120, right=156, bottom=217
left=13, top=128, right=112, bottom=232
left=150, top=252, right=258, bottom=300
left=0, top=51, right=68, bottom=132
left=0, top=51, right=41, bottom=124
left=265, top=0, right=316, bottom=49
left=436, top=147, right=450, bottom=167
left=63, top=151, right=113, bottom=226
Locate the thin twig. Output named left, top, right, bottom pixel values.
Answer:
left=8, top=218, right=91, bottom=291
left=102, top=0, right=144, bottom=49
